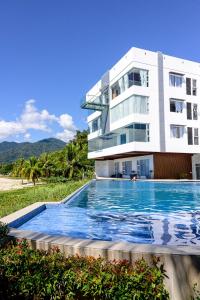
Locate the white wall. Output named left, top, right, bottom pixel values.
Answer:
left=163, top=54, right=200, bottom=154
left=85, top=47, right=200, bottom=162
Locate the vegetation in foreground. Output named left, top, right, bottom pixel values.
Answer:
left=0, top=228, right=169, bottom=300
left=0, top=180, right=88, bottom=218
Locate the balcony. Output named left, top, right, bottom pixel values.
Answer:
left=88, top=123, right=149, bottom=152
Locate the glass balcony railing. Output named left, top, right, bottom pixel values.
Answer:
left=81, top=95, right=108, bottom=111
left=88, top=123, right=149, bottom=152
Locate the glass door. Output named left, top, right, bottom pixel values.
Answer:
left=137, top=159, right=150, bottom=178
left=196, top=164, right=200, bottom=179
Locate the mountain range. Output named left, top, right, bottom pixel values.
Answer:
left=0, top=138, right=66, bottom=163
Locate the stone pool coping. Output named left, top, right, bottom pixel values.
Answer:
left=1, top=178, right=200, bottom=299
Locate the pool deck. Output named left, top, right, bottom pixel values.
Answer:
left=1, top=179, right=200, bottom=300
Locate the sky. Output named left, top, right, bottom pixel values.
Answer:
left=0, top=0, right=200, bottom=143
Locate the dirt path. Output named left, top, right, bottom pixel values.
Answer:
left=0, top=177, right=31, bottom=191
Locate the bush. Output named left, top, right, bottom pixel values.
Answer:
left=0, top=222, right=9, bottom=247
left=0, top=239, right=169, bottom=299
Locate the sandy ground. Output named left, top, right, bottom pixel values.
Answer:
left=0, top=177, right=34, bottom=191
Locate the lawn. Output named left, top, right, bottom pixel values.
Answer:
left=0, top=180, right=89, bottom=218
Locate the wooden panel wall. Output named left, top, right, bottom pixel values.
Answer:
left=153, top=153, right=192, bottom=179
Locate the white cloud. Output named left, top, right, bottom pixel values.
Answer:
left=24, top=133, right=31, bottom=140
left=20, top=99, right=57, bottom=131
left=56, top=129, right=76, bottom=143
left=0, top=120, right=25, bottom=140
left=56, top=114, right=77, bottom=142
left=0, top=100, right=77, bottom=142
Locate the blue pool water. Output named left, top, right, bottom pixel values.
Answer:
left=19, top=180, right=200, bottom=245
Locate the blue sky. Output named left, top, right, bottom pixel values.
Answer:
left=0, top=0, right=200, bottom=142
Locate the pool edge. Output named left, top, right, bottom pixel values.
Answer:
left=0, top=180, right=92, bottom=227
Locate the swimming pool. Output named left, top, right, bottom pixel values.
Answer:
left=18, top=180, right=200, bottom=245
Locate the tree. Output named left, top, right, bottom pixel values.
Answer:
left=23, top=157, right=41, bottom=185
left=38, top=153, right=54, bottom=178
left=12, top=158, right=25, bottom=184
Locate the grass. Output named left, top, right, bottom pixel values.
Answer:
left=0, top=179, right=89, bottom=218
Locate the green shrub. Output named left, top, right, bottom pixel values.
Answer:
left=0, top=222, right=9, bottom=248
left=0, top=239, right=169, bottom=299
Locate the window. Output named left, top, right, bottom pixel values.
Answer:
left=186, top=78, right=197, bottom=96
left=170, top=125, right=184, bottom=138
left=187, top=127, right=193, bottom=145
left=187, top=103, right=192, bottom=120
left=120, top=134, right=126, bottom=144
left=111, top=68, right=149, bottom=99
left=186, top=78, right=191, bottom=95
left=114, top=162, right=120, bottom=175
left=88, top=117, right=101, bottom=133
left=170, top=99, right=183, bottom=113
left=194, top=128, right=199, bottom=145
left=128, top=68, right=149, bottom=87
left=193, top=104, right=198, bottom=120
left=187, top=127, right=199, bottom=145
left=187, top=102, right=198, bottom=120
left=128, top=123, right=150, bottom=142
left=169, top=73, right=183, bottom=87
left=111, top=95, right=149, bottom=123
left=137, top=159, right=150, bottom=178
left=112, top=82, right=120, bottom=99
left=122, top=161, right=132, bottom=175
left=193, top=79, right=197, bottom=96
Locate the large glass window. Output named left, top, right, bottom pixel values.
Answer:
left=111, top=95, right=149, bottom=123
left=114, top=162, right=120, bottom=175
left=170, top=125, right=184, bottom=138
left=137, top=159, right=150, bottom=178
left=88, top=117, right=101, bottom=133
left=122, top=161, right=132, bottom=175
left=170, top=99, right=183, bottom=113
left=120, top=133, right=126, bottom=144
left=88, top=123, right=150, bottom=152
left=128, top=68, right=149, bottom=87
left=111, top=68, right=148, bottom=99
left=169, top=73, right=183, bottom=87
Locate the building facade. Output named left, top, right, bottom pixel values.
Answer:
left=81, top=47, right=200, bottom=179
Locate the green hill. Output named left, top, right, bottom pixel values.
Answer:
left=0, top=138, right=66, bottom=163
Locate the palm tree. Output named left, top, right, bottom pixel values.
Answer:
left=65, top=143, right=80, bottom=179
left=38, top=153, right=54, bottom=178
left=12, top=158, right=25, bottom=184
left=24, top=157, right=41, bottom=185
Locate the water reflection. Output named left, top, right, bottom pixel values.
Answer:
left=19, top=180, right=200, bottom=246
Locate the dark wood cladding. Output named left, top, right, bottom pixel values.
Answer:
left=153, top=153, right=192, bottom=179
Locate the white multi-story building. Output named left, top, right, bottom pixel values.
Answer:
left=81, top=47, right=200, bottom=179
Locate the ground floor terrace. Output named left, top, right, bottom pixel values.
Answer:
left=95, top=152, right=198, bottom=179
